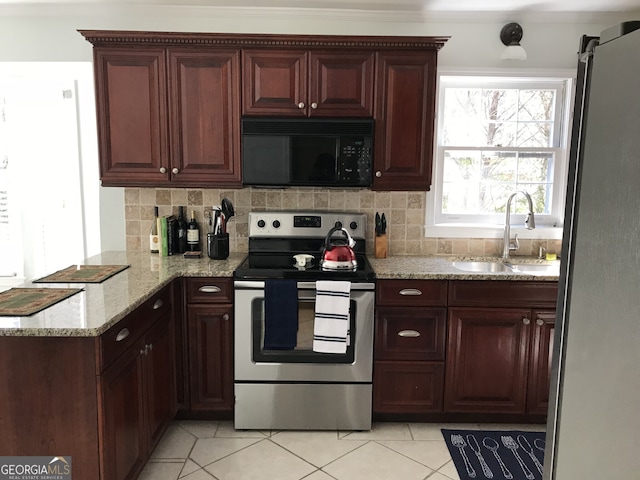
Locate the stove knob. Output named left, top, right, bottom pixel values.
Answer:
left=272, top=220, right=281, bottom=229
left=349, top=221, right=358, bottom=230
left=257, top=219, right=266, bottom=228
left=334, top=221, right=343, bottom=229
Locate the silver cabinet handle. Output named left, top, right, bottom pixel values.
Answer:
left=199, top=285, right=222, bottom=294
left=223, top=313, right=230, bottom=321
left=159, top=167, right=167, bottom=173
left=375, top=171, right=382, bottom=177
left=311, top=102, right=318, bottom=109
left=140, top=348, right=146, bottom=356
left=536, top=318, right=544, bottom=326
left=115, top=328, right=130, bottom=342
left=297, top=102, right=305, bottom=109
left=153, top=299, right=164, bottom=310
left=399, top=289, right=423, bottom=296
left=523, top=318, right=531, bottom=325
left=172, top=167, right=179, bottom=174
left=398, top=330, right=421, bottom=338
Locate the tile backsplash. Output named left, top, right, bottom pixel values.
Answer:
left=124, top=187, right=562, bottom=257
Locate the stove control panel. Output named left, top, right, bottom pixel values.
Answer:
left=250, top=211, right=367, bottom=240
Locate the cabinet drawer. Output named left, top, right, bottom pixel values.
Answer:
left=99, top=284, right=172, bottom=371
left=376, top=280, right=447, bottom=307
left=373, top=361, right=444, bottom=414
left=186, top=277, right=233, bottom=304
left=375, top=307, right=446, bottom=361
left=448, top=280, right=558, bottom=308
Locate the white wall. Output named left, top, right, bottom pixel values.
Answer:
left=0, top=6, right=635, bottom=251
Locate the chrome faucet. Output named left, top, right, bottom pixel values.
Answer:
left=502, top=191, right=536, bottom=262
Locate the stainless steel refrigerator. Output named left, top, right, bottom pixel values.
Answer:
left=546, top=21, right=640, bottom=479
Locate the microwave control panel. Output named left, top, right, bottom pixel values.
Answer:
left=339, top=137, right=373, bottom=184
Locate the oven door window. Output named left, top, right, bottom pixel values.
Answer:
left=251, top=297, right=356, bottom=364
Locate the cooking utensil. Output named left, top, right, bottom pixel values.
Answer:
left=320, top=226, right=357, bottom=271
left=518, top=435, right=544, bottom=475
left=483, top=437, right=513, bottom=479
left=380, top=213, right=387, bottom=234
left=466, top=434, right=493, bottom=478
left=502, top=435, right=534, bottom=480
left=221, top=197, right=234, bottom=220
left=451, top=434, right=476, bottom=478
left=375, top=212, right=381, bottom=236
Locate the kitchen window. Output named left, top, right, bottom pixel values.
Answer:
left=426, top=74, right=573, bottom=238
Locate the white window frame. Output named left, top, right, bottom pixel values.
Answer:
left=425, top=69, right=575, bottom=239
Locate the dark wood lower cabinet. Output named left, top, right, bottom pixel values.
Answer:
left=527, top=310, right=556, bottom=415
left=374, top=361, right=444, bottom=414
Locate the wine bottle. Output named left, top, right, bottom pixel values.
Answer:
left=149, top=206, right=159, bottom=253
left=187, top=210, right=200, bottom=252
left=177, top=206, right=188, bottom=253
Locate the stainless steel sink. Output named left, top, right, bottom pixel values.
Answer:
left=510, top=263, right=560, bottom=275
left=451, top=261, right=511, bottom=273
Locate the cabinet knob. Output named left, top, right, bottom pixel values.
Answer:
left=153, top=299, right=164, bottom=310
left=297, top=102, right=305, bottom=109
left=223, top=313, right=230, bottom=321
left=398, top=329, right=421, bottom=338
left=172, top=167, right=179, bottom=174
left=536, top=318, right=544, bottom=326
left=523, top=317, right=531, bottom=325
left=140, top=348, right=146, bottom=356
left=399, top=289, right=422, bottom=296
left=311, top=102, right=318, bottom=109
left=115, top=328, right=130, bottom=342
left=159, top=167, right=167, bottom=174
left=375, top=171, right=382, bottom=178
left=199, top=285, right=222, bottom=294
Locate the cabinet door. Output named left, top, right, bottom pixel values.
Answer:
left=100, top=345, right=146, bottom=480
left=445, top=307, right=531, bottom=414
left=375, top=306, right=446, bottom=361
left=94, top=48, right=169, bottom=186
left=168, top=49, right=241, bottom=187
left=143, top=311, right=177, bottom=450
left=527, top=310, right=555, bottom=415
left=242, top=50, right=308, bottom=116
left=373, top=50, right=437, bottom=191
left=187, top=304, right=233, bottom=412
left=308, top=51, right=374, bottom=117
left=373, top=361, right=444, bottom=414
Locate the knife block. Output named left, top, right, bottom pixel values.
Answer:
left=374, top=234, right=387, bottom=259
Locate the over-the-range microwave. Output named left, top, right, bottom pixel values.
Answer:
left=241, top=118, right=374, bottom=188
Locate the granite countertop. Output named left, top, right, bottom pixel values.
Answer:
left=0, top=251, right=560, bottom=337
left=0, top=251, right=246, bottom=337
left=369, top=255, right=561, bottom=280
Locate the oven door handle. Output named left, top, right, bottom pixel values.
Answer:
left=234, top=281, right=375, bottom=291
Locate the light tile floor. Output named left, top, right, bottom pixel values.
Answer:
left=140, top=421, right=545, bottom=480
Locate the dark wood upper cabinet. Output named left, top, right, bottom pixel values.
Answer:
left=168, top=49, right=241, bottom=186
left=373, top=50, right=437, bottom=191
left=242, top=49, right=374, bottom=117
left=93, top=48, right=169, bottom=186
left=81, top=31, right=448, bottom=190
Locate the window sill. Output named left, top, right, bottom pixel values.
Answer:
left=424, top=223, right=564, bottom=240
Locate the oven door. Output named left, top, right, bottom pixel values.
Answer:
left=234, top=281, right=374, bottom=383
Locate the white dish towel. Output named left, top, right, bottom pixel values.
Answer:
left=313, top=280, right=351, bottom=354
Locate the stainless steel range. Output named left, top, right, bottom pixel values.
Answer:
left=234, top=211, right=375, bottom=430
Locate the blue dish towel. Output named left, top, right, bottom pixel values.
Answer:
left=264, top=279, right=298, bottom=350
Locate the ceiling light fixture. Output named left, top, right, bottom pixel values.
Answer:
left=500, top=22, right=527, bottom=61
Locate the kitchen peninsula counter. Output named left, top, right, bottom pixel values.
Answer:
left=0, top=251, right=245, bottom=337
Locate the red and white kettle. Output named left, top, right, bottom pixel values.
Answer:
left=320, top=226, right=358, bottom=271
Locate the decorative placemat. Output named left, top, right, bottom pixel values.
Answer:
left=0, top=288, right=83, bottom=317
left=33, top=264, right=129, bottom=284
left=442, top=429, right=546, bottom=480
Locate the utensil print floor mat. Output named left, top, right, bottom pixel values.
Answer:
left=33, top=264, right=129, bottom=284
left=0, top=288, right=83, bottom=316
left=442, top=429, right=545, bottom=480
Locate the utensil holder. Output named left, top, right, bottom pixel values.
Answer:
left=374, top=234, right=387, bottom=259
left=207, top=233, right=229, bottom=260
